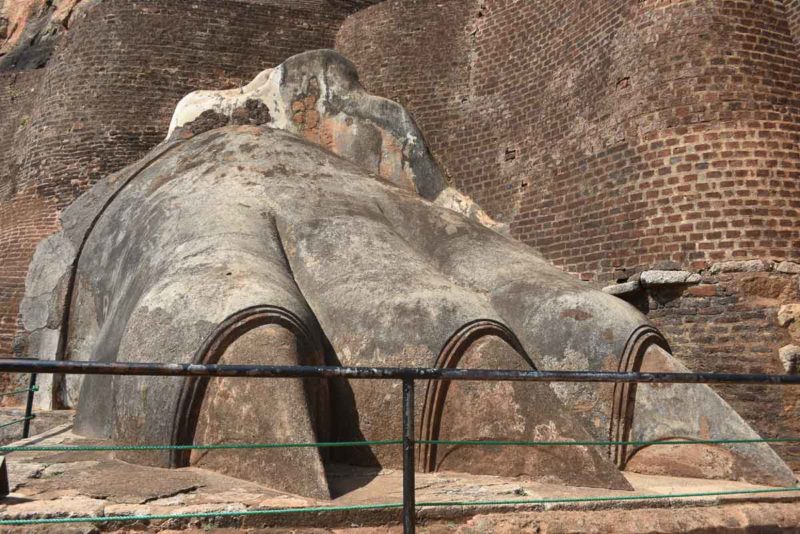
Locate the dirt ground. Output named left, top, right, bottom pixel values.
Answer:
left=1, top=413, right=799, bottom=533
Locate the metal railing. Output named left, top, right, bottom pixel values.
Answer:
left=0, top=373, right=37, bottom=439
left=0, top=358, right=799, bottom=532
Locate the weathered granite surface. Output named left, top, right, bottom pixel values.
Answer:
left=0, top=0, right=92, bottom=70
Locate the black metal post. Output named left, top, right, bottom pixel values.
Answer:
left=402, top=377, right=415, bottom=534
left=22, top=373, right=36, bottom=439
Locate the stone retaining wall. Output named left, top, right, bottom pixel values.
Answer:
left=603, top=259, right=800, bottom=468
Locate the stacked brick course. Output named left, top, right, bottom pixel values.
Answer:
left=336, top=0, right=800, bottom=466
left=786, top=0, right=800, bottom=49
left=338, top=0, right=800, bottom=282
left=0, top=69, right=52, bottom=397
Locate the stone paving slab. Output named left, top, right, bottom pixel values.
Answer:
left=0, top=415, right=798, bottom=532
left=0, top=409, right=72, bottom=446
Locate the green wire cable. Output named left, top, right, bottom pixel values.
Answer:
left=3, top=437, right=800, bottom=454
left=0, top=416, right=33, bottom=430
left=0, top=439, right=402, bottom=453
left=0, top=385, right=38, bottom=398
left=419, top=437, right=800, bottom=447
left=0, top=487, right=797, bottom=526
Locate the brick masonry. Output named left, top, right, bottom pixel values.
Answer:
left=338, top=0, right=800, bottom=282
left=625, top=264, right=800, bottom=467
left=786, top=0, right=800, bottom=49
left=336, top=0, right=800, bottom=467
left=0, top=69, right=53, bottom=398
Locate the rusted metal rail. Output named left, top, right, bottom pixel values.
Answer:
left=2, top=358, right=800, bottom=384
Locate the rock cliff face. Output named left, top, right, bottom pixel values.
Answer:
left=0, top=0, right=96, bottom=70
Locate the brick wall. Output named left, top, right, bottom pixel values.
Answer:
left=337, top=0, right=800, bottom=283
left=0, top=70, right=53, bottom=397
left=0, top=0, right=354, bottom=373
left=784, top=0, right=800, bottom=48
left=337, top=0, right=800, bottom=466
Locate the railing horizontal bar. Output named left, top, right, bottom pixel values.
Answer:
left=1, top=359, right=799, bottom=384
left=0, top=487, right=798, bottom=526
left=3, top=437, right=800, bottom=454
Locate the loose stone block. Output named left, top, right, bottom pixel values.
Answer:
left=602, top=280, right=641, bottom=296
left=779, top=345, right=800, bottom=374
left=709, top=260, right=773, bottom=274
left=639, top=270, right=698, bottom=286
left=777, top=304, right=800, bottom=328
left=776, top=261, right=800, bottom=274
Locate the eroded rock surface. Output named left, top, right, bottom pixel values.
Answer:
left=0, top=0, right=95, bottom=70
left=168, top=49, right=504, bottom=232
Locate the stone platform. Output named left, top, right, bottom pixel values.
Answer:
left=0, top=409, right=72, bottom=446
left=0, top=413, right=798, bottom=533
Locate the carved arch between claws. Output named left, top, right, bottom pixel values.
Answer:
left=609, top=325, right=671, bottom=468
left=169, top=305, right=322, bottom=468
left=624, top=435, right=723, bottom=463
left=418, top=319, right=534, bottom=472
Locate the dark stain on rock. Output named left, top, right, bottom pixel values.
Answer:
left=193, top=130, right=228, bottom=152
left=561, top=308, right=593, bottom=321
left=231, top=99, right=271, bottom=126
left=182, top=109, right=230, bottom=137
left=238, top=143, right=259, bottom=154
left=176, top=156, right=204, bottom=175
left=147, top=174, right=173, bottom=194
left=147, top=168, right=188, bottom=195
